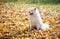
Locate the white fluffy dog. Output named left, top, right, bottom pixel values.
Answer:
left=29, top=7, right=49, bottom=30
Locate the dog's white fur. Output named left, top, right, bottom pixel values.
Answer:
left=29, top=7, right=49, bottom=30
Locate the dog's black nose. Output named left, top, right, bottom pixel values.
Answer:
left=29, top=11, right=30, bottom=13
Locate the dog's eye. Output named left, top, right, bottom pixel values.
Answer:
left=34, top=8, right=36, bottom=10
left=31, top=10, right=33, bottom=12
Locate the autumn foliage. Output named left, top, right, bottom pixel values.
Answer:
left=0, top=3, right=60, bottom=39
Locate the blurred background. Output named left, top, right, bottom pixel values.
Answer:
left=0, top=0, right=60, bottom=39
left=0, top=0, right=60, bottom=4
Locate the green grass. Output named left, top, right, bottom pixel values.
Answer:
left=0, top=0, right=60, bottom=14
left=0, top=0, right=60, bottom=5
left=3, top=2, right=60, bottom=14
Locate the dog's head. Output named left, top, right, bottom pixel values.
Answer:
left=29, top=7, right=36, bottom=15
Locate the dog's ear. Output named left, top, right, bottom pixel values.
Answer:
left=34, top=8, right=36, bottom=10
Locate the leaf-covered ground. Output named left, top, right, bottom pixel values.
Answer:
left=0, top=3, right=60, bottom=39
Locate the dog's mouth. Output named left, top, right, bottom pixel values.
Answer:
left=29, top=12, right=33, bottom=15
left=30, top=13, right=33, bottom=15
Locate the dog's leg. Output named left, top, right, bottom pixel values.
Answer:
left=36, top=24, right=41, bottom=30
left=29, top=24, right=33, bottom=31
